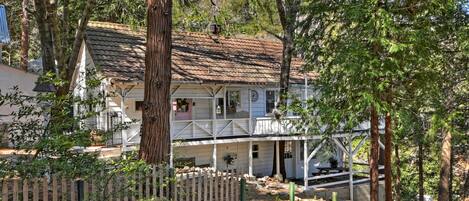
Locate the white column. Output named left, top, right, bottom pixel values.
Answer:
left=120, top=89, right=127, bottom=152
left=248, top=141, right=253, bottom=176
left=169, top=96, right=174, bottom=167
left=275, top=141, right=280, bottom=176
left=303, top=140, right=308, bottom=190
left=223, top=86, right=227, bottom=119
left=212, top=143, right=217, bottom=169
left=348, top=134, right=354, bottom=201
left=169, top=143, right=174, bottom=168
left=248, top=89, right=252, bottom=135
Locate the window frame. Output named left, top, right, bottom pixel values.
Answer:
left=265, top=89, right=279, bottom=115
left=252, top=144, right=259, bottom=159
left=135, top=100, right=144, bottom=111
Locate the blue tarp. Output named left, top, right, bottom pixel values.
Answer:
left=0, top=5, right=10, bottom=44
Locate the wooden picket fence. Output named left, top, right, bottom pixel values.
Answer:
left=0, top=167, right=242, bottom=201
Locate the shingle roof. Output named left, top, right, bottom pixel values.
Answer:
left=85, top=21, right=315, bottom=84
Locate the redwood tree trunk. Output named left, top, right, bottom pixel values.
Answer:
left=438, top=129, right=452, bottom=201
left=395, top=145, right=401, bottom=201
left=274, top=0, right=299, bottom=180
left=418, top=138, right=424, bottom=201
left=384, top=112, right=392, bottom=201
left=138, top=0, right=172, bottom=164
left=370, top=105, right=380, bottom=201
left=20, top=0, right=29, bottom=71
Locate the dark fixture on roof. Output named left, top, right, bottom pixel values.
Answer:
left=210, top=23, right=221, bottom=35
left=33, top=82, right=56, bottom=93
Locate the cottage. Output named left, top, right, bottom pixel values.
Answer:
left=71, top=21, right=381, bottom=191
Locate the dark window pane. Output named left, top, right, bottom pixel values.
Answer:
left=135, top=101, right=144, bottom=111
left=252, top=152, right=259, bottom=159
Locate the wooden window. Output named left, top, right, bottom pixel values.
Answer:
left=175, top=98, right=190, bottom=112
left=265, top=90, right=279, bottom=114
left=284, top=141, right=293, bottom=158
left=135, top=101, right=144, bottom=111
left=226, top=90, right=240, bottom=114
left=252, top=144, right=259, bottom=159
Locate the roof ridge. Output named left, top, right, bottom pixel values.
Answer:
left=87, top=21, right=283, bottom=45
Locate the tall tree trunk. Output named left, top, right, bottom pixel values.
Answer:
left=138, top=0, right=172, bottom=164
left=461, top=151, right=469, bottom=200
left=438, top=129, right=452, bottom=201
left=59, top=0, right=95, bottom=95
left=370, top=105, right=380, bottom=201
left=20, top=0, right=29, bottom=71
left=47, top=0, right=65, bottom=76
left=394, top=145, right=401, bottom=201
left=33, top=0, right=55, bottom=73
left=274, top=0, right=299, bottom=180
left=384, top=112, right=392, bottom=201
left=418, top=138, right=424, bottom=201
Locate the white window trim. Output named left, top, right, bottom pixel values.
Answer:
left=264, top=88, right=280, bottom=116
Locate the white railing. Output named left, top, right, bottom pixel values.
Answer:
left=252, top=116, right=302, bottom=135
left=110, top=116, right=303, bottom=144
left=171, top=118, right=250, bottom=140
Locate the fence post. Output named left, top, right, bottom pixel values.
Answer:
left=239, top=178, right=246, bottom=201
left=169, top=168, right=175, bottom=200
left=76, top=180, right=84, bottom=201
left=332, top=191, right=338, bottom=201
left=289, top=182, right=295, bottom=201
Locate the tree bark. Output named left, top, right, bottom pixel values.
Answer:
left=384, top=112, right=392, bottom=201
left=20, top=0, right=29, bottom=71
left=370, top=105, right=380, bottom=201
left=438, top=129, right=452, bottom=201
left=418, top=137, right=424, bottom=201
left=274, top=0, right=299, bottom=180
left=33, top=0, right=55, bottom=73
left=59, top=0, right=95, bottom=94
left=394, top=145, right=401, bottom=201
left=138, top=0, right=172, bottom=164
left=47, top=0, right=65, bottom=76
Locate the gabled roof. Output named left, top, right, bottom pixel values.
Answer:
left=85, top=21, right=315, bottom=85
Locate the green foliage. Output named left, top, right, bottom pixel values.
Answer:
left=0, top=71, right=110, bottom=178
left=294, top=0, right=467, bottom=199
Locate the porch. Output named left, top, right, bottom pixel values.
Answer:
left=101, top=84, right=307, bottom=146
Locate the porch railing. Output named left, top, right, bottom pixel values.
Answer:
left=171, top=118, right=250, bottom=140
left=104, top=114, right=304, bottom=144
left=252, top=116, right=302, bottom=136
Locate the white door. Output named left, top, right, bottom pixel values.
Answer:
left=284, top=141, right=295, bottom=178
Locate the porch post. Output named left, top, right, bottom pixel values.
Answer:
left=119, top=88, right=127, bottom=153
left=223, top=85, right=227, bottom=119
left=348, top=134, right=354, bottom=201
left=303, top=140, right=308, bottom=190
left=169, top=143, right=174, bottom=168
left=212, top=143, right=217, bottom=169
left=248, top=89, right=252, bottom=135
left=275, top=141, right=280, bottom=176
left=248, top=141, right=253, bottom=176
left=169, top=97, right=174, bottom=168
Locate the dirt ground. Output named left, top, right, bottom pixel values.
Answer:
left=245, top=177, right=326, bottom=201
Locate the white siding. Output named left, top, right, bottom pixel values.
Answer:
left=175, top=141, right=274, bottom=176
